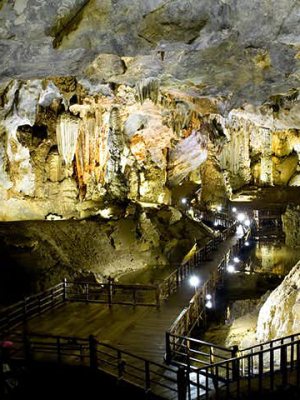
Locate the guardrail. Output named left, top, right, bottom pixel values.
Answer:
left=165, top=226, right=251, bottom=367
left=66, top=281, right=160, bottom=308
left=0, top=282, right=65, bottom=333
left=0, top=331, right=187, bottom=400
left=0, top=280, right=161, bottom=334
left=192, top=336, right=300, bottom=399
left=159, top=223, right=237, bottom=301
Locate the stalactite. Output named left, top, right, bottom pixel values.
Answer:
left=135, top=77, right=160, bottom=105
left=75, top=106, right=110, bottom=197
left=56, top=113, right=80, bottom=165
left=109, top=105, right=121, bottom=132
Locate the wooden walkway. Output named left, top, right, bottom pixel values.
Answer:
left=26, top=228, right=244, bottom=365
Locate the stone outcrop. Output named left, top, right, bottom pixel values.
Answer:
left=256, top=260, right=300, bottom=343
left=0, top=204, right=208, bottom=304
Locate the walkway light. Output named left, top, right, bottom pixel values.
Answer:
left=233, top=257, right=240, bottom=263
left=190, top=275, right=200, bottom=292
left=190, top=275, right=200, bottom=287
left=237, top=213, right=246, bottom=222
left=232, top=207, right=237, bottom=213
left=206, top=300, right=213, bottom=309
left=181, top=198, right=187, bottom=205
left=206, top=294, right=212, bottom=300
left=227, top=265, right=235, bottom=273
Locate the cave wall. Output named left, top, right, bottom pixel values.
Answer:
left=0, top=204, right=208, bottom=304
left=218, top=117, right=300, bottom=192
left=256, top=260, right=300, bottom=343
left=0, top=77, right=218, bottom=221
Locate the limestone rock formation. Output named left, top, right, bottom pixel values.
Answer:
left=0, top=205, right=207, bottom=302
left=256, top=260, right=300, bottom=343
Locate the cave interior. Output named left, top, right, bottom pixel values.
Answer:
left=1, top=1, right=300, bottom=399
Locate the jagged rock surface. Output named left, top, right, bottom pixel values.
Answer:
left=0, top=205, right=207, bottom=304
left=256, top=260, right=300, bottom=342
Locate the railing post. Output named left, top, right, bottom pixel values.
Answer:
left=176, top=269, right=179, bottom=288
left=281, top=344, right=288, bottom=387
left=57, top=337, right=61, bottom=363
left=108, top=281, right=112, bottom=308
left=117, top=350, right=125, bottom=382
left=177, top=366, right=187, bottom=400
left=165, top=332, right=172, bottom=365
left=23, top=325, right=31, bottom=363
left=155, top=286, right=160, bottom=309
left=86, top=284, right=89, bottom=303
left=63, top=278, right=67, bottom=301
left=145, top=360, right=151, bottom=392
left=23, top=297, right=28, bottom=322
left=89, top=335, right=98, bottom=372
left=232, top=346, right=239, bottom=380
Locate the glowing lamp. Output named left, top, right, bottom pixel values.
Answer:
left=190, top=276, right=200, bottom=288
left=214, top=221, right=218, bottom=226
left=181, top=198, right=187, bottom=205
left=233, top=257, right=240, bottom=263
left=244, top=219, right=251, bottom=227
left=232, top=207, right=237, bottom=213
left=237, top=213, right=246, bottom=222
left=206, top=301, right=213, bottom=309
left=206, top=294, right=212, bottom=300
left=245, top=241, right=250, bottom=246
left=227, top=265, right=235, bottom=273
left=217, top=205, right=222, bottom=212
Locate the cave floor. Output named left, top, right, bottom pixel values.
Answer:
left=24, top=228, right=244, bottom=365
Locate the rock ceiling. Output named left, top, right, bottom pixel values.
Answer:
left=1, top=0, right=300, bottom=110
left=1, top=0, right=300, bottom=223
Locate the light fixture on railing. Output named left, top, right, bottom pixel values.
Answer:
left=227, top=264, right=235, bottom=273
left=190, top=275, right=200, bottom=293
left=233, top=257, right=240, bottom=263
left=237, top=213, right=246, bottom=222
left=206, top=300, right=213, bottom=309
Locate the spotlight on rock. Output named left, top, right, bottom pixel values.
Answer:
left=227, top=265, right=235, bottom=273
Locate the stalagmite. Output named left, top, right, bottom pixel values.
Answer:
left=135, top=77, right=160, bottom=105
left=56, top=113, right=80, bottom=165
